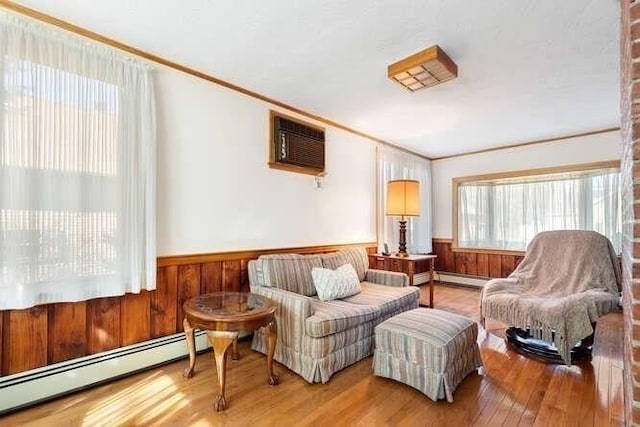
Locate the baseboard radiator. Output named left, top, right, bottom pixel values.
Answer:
left=0, top=330, right=213, bottom=415
left=415, top=271, right=489, bottom=288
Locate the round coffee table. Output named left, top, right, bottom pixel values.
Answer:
left=182, top=292, right=278, bottom=411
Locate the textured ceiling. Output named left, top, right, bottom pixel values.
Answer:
left=12, top=0, right=620, bottom=158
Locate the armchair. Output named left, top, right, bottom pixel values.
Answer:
left=479, top=230, right=620, bottom=365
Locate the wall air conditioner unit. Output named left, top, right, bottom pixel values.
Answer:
left=269, top=111, right=325, bottom=175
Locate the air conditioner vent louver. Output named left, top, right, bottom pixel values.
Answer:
left=277, top=117, right=325, bottom=141
left=270, top=112, right=325, bottom=174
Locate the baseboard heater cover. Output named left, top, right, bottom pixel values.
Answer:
left=434, top=272, right=489, bottom=288
left=0, top=331, right=212, bottom=415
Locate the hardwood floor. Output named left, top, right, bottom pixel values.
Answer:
left=1, top=284, right=624, bottom=426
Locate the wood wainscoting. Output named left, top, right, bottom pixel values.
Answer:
left=0, top=242, right=375, bottom=377
left=431, top=238, right=524, bottom=278
left=2, top=284, right=623, bottom=426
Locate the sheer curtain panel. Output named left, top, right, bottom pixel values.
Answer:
left=0, top=12, right=157, bottom=309
left=377, top=147, right=432, bottom=254
left=457, top=169, right=621, bottom=253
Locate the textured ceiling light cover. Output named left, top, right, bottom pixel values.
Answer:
left=388, top=45, right=458, bottom=92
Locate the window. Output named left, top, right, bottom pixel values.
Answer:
left=0, top=12, right=156, bottom=309
left=453, top=161, right=621, bottom=253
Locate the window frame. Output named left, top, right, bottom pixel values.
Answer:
left=451, top=160, right=621, bottom=255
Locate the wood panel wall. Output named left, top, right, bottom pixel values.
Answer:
left=0, top=242, right=375, bottom=377
left=431, top=239, right=524, bottom=279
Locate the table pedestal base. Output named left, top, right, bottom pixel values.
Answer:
left=183, top=317, right=279, bottom=411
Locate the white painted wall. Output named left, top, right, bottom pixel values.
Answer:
left=153, top=64, right=620, bottom=253
left=155, top=68, right=376, bottom=256
left=431, top=131, right=621, bottom=238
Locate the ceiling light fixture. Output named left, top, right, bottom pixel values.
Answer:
left=387, top=45, right=458, bottom=92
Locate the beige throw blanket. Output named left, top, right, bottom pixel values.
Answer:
left=479, top=230, right=620, bottom=365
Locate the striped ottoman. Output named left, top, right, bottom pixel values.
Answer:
left=373, top=308, right=483, bottom=402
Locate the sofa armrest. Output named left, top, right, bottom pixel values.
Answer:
left=250, top=285, right=313, bottom=350
left=364, top=269, right=409, bottom=287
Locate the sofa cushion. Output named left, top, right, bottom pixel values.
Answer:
left=311, top=264, right=361, bottom=301
left=255, top=254, right=322, bottom=296
left=320, top=247, right=369, bottom=282
left=342, top=282, right=420, bottom=319
left=302, top=321, right=376, bottom=358
left=305, top=299, right=379, bottom=338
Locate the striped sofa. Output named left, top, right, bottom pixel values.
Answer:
left=248, top=247, right=420, bottom=383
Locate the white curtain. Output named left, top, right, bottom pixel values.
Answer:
left=377, top=146, right=432, bottom=254
left=458, top=169, right=621, bottom=252
left=0, top=12, right=156, bottom=309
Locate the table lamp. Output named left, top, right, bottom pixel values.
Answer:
left=386, top=179, right=420, bottom=257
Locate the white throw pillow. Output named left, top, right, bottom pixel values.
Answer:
left=311, top=263, right=362, bottom=301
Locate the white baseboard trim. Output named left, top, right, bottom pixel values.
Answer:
left=434, top=272, right=489, bottom=288
left=413, top=271, right=430, bottom=285
left=0, top=330, right=213, bottom=415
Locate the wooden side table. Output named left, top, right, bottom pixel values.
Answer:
left=368, top=253, right=437, bottom=308
left=182, top=292, right=278, bottom=411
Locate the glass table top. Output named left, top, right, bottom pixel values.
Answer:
left=183, top=292, right=276, bottom=319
